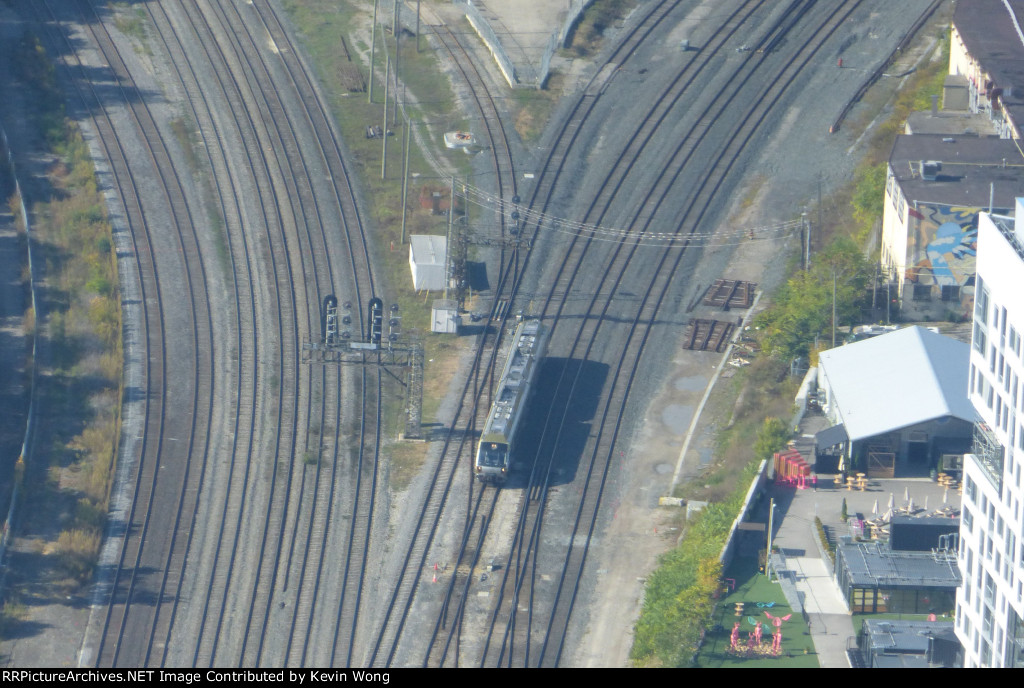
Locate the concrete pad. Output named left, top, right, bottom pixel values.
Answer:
left=788, top=557, right=849, bottom=615
left=458, top=0, right=572, bottom=86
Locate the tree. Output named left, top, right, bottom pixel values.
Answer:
left=754, top=417, right=790, bottom=463
left=755, top=237, right=872, bottom=359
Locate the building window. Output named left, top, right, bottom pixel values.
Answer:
left=965, top=507, right=975, bottom=532
left=942, top=284, right=961, bottom=302
left=975, top=321, right=988, bottom=353
left=976, top=281, right=990, bottom=325
left=967, top=475, right=978, bottom=503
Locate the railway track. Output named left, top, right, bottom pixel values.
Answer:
left=363, top=0, right=904, bottom=668
left=21, top=0, right=384, bottom=667
left=487, top=0, right=867, bottom=667
left=28, top=0, right=222, bottom=666
left=8, top=0, right=935, bottom=669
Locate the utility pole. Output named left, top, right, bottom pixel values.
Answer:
left=368, top=0, right=378, bottom=103
left=401, top=117, right=411, bottom=244
left=798, top=213, right=806, bottom=270
left=887, top=280, right=891, bottom=324
left=872, top=264, right=878, bottom=312
left=393, top=0, right=401, bottom=128
left=381, top=55, right=390, bottom=180
left=445, top=176, right=455, bottom=300
left=832, top=268, right=837, bottom=347
left=817, top=174, right=822, bottom=245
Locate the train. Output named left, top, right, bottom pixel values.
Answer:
left=474, top=318, right=548, bottom=483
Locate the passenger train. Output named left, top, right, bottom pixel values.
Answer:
left=474, top=318, right=548, bottom=483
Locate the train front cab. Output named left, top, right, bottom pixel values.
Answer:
left=475, top=441, right=510, bottom=482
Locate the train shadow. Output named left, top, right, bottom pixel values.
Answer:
left=507, top=357, right=609, bottom=489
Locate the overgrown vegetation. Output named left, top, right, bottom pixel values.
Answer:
left=754, top=417, right=790, bottom=463
left=7, top=36, right=122, bottom=588
left=112, top=3, right=150, bottom=49
left=753, top=237, right=873, bottom=362
left=814, top=516, right=835, bottom=564
left=566, top=0, right=634, bottom=58
left=631, top=460, right=759, bottom=667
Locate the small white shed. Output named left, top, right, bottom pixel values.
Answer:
left=431, top=299, right=460, bottom=334
left=409, top=235, right=447, bottom=291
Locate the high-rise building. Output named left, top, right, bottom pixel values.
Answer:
left=956, top=198, right=1024, bottom=667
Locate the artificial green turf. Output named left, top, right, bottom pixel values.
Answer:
left=696, top=556, right=819, bottom=668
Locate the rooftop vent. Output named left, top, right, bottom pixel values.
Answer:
left=920, top=160, right=941, bottom=181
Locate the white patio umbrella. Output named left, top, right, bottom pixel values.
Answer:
left=872, top=499, right=878, bottom=515
left=943, top=487, right=949, bottom=504
left=888, top=492, right=895, bottom=510
left=924, top=495, right=929, bottom=511
left=908, top=496, right=915, bottom=512
left=904, top=486, right=910, bottom=502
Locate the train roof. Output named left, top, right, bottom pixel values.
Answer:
left=482, top=320, right=545, bottom=441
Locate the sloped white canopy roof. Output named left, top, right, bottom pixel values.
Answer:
left=818, top=326, right=977, bottom=442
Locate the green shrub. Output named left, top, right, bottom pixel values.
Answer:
left=55, top=528, right=101, bottom=580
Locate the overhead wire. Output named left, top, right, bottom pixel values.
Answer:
left=453, top=178, right=804, bottom=247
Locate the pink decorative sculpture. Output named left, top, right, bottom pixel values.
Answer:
left=764, top=611, right=792, bottom=655
left=730, top=622, right=741, bottom=650
left=753, top=620, right=763, bottom=645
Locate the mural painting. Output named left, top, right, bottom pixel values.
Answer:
left=905, top=204, right=983, bottom=291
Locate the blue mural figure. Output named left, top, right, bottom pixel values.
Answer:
left=923, top=221, right=977, bottom=287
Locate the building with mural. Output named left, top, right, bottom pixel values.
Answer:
left=880, top=134, right=1024, bottom=321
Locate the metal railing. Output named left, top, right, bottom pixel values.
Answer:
left=972, top=422, right=1004, bottom=492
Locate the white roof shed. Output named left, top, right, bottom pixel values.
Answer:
left=409, top=235, right=447, bottom=291
left=817, top=326, right=976, bottom=442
